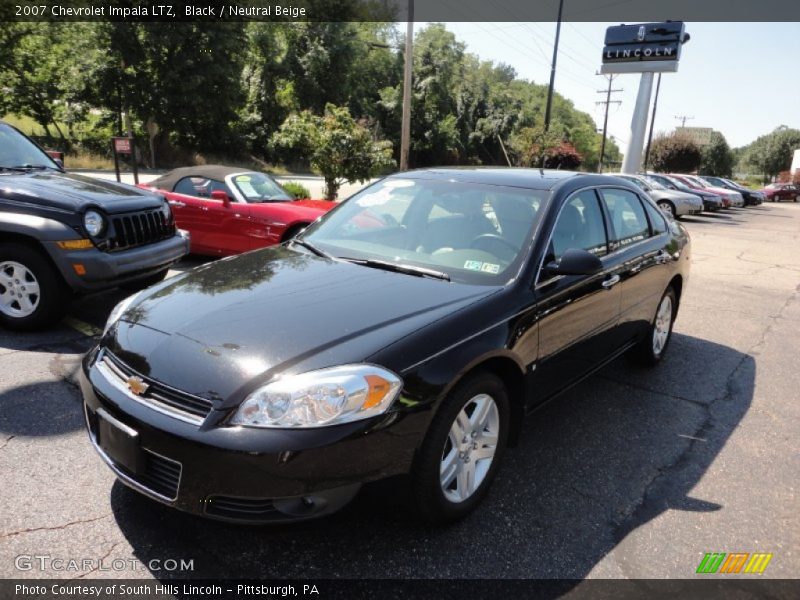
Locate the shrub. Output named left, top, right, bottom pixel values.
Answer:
left=281, top=181, right=311, bottom=199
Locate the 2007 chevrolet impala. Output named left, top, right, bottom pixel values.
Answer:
left=81, top=168, right=690, bottom=524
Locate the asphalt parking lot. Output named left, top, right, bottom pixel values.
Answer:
left=1, top=203, right=798, bottom=582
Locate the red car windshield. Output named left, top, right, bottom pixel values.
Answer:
left=231, top=172, right=292, bottom=202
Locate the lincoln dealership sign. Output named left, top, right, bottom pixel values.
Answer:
left=601, top=21, right=687, bottom=74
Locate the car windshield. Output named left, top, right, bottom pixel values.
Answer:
left=685, top=176, right=709, bottom=188
left=639, top=177, right=666, bottom=190
left=664, top=176, right=696, bottom=192
left=231, top=172, right=292, bottom=202
left=300, top=177, right=548, bottom=285
left=0, top=123, right=59, bottom=170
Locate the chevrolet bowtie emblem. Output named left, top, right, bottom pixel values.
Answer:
left=126, top=376, right=149, bottom=396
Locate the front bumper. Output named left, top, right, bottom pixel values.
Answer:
left=44, top=233, right=189, bottom=293
left=79, top=350, right=419, bottom=523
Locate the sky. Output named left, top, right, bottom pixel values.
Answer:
left=437, top=22, right=800, bottom=156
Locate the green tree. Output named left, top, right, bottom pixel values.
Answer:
left=272, top=104, right=394, bottom=199
left=741, top=126, right=800, bottom=184
left=649, top=132, right=702, bottom=173
left=699, top=130, right=734, bottom=176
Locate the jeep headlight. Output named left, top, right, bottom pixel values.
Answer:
left=231, top=365, right=402, bottom=428
left=103, top=291, right=142, bottom=336
left=160, top=199, right=171, bottom=221
left=84, top=210, right=105, bottom=237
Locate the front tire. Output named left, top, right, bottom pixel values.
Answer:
left=411, top=372, right=509, bottom=524
left=628, top=286, right=677, bottom=367
left=0, top=244, right=71, bottom=331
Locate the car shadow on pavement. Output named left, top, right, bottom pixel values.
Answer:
left=109, top=333, right=754, bottom=582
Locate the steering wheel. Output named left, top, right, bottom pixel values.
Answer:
left=469, top=234, right=518, bottom=261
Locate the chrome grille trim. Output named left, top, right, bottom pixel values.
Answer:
left=95, top=351, right=213, bottom=425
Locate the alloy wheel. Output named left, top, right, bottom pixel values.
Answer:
left=0, top=261, right=41, bottom=318
left=440, top=393, right=500, bottom=503
left=652, top=294, right=673, bottom=356
left=658, top=201, right=675, bottom=218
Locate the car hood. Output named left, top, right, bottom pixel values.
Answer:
left=1, top=171, right=163, bottom=214
left=290, top=199, right=337, bottom=211
left=107, top=247, right=497, bottom=404
left=655, top=190, right=702, bottom=203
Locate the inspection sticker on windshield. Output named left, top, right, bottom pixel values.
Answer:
left=464, top=260, right=499, bottom=274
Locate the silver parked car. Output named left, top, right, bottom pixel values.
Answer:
left=608, top=173, right=703, bottom=219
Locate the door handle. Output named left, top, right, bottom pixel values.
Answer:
left=168, top=200, right=186, bottom=208
left=601, top=274, right=620, bottom=289
left=655, top=250, right=671, bottom=264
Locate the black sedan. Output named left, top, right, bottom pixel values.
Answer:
left=80, top=169, right=691, bottom=524
left=700, top=176, right=765, bottom=206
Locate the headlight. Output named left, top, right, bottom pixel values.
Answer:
left=103, top=291, right=142, bottom=336
left=161, top=199, right=171, bottom=221
left=230, top=365, right=402, bottom=428
left=84, top=210, right=105, bottom=237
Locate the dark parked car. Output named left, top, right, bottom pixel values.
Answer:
left=81, top=169, right=691, bottom=524
left=699, top=176, right=764, bottom=206
left=0, top=121, right=189, bottom=330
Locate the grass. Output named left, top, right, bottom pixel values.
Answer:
left=64, top=152, right=115, bottom=170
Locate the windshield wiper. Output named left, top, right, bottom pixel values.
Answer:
left=342, top=258, right=451, bottom=281
left=289, top=238, right=334, bottom=259
left=11, top=164, right=55, bottom=170
left=0, top=166, right=30, bottom=172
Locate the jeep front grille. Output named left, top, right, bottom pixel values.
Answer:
left=107, top=209, right=175, bottom=251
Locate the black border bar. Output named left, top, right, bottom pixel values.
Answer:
left=2, top=0, right=800, bottom=22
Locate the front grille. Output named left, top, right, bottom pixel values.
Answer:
left=100, top=351, right=214, bottom=424
left=205, top=496, right=279, bottom=520
left=107, top=209, right=175, bottom=251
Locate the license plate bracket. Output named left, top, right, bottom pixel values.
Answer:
left=96, top=408, right=144, bottom=474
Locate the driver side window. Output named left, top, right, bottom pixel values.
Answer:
left=550, top=190, right=608, bottom=261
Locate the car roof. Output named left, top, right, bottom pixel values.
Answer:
left=150, top=165, right=262, bottom=191
left=387, top=167, right=586, bottom=191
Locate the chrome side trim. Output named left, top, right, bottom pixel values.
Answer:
left=95, top=357, right=205, bottom=426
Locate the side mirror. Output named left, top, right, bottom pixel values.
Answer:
left=544, top=248, right=603, bottom=277
left=210, top=190, right=232, bottom=206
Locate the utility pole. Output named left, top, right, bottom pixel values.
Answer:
left=543, top=0, right=564, bottom=133
left=621, top=72, right=655, bottom=174
left=675, top=114, right=694, bottom=128
left=399, top=0, right=414, bottom=171
left=596, top=74, right=623, bottom=173
left=643, top=73, right=662, bottom=172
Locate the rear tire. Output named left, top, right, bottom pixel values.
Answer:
left=282, top=224, right=308, bottom=243
left=627, top=286, right=677, bottom=367
left=411, top=372, right=509, bottom=524
left=0, top=243, right=71, bottom=331
left=657, top=201, right=676, bottom=219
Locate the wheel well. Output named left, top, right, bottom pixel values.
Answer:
left=0, top=232, right=68, bottom=286
left=281, top=223, right=309, bottom=242
left=668, top=274, right=683, bottom=305
left=470, top=356, right=526, bottom=447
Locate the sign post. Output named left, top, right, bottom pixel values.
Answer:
left=601, top=22, right=689, bottom=174
left=112, top=136, right=139, bottom=184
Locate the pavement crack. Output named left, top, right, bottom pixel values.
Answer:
left=610, top=282, right=799, bottom=540
left=0, top=435, right=15, bottom=450
left=70, top=541, right=124, bottom=580
left=0, top=514, right=112, bottom=540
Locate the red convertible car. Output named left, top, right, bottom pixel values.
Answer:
left=141, top=166, right=336, bottom=256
